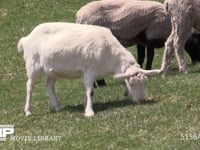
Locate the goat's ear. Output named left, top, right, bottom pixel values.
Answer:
left=139, top=69, right=161, bottom=76
left=114, top=73, right=130, bottom=80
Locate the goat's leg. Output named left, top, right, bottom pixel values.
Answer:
left=25, top=78, right=36, bottom=116
left=24, top=67, right=41, bottom=116
left=123, top=81, right=129, bottom=96
left=84, top=74, right=95, bottom=117
left=137, top=44, right=145, bottom=68
left=46, top=77, right=63, bottom=112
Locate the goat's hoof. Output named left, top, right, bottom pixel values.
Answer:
left=25, top=111, right=32, bottom=116
left=133, top=99, right=144, bottom=104
left=55, top=105, right=65, bottom=112
left=85, top=110, right=94, bottom=117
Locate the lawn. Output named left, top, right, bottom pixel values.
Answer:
left=0, top=0, right=200, bottom=149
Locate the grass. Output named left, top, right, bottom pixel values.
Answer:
left=0, top=0, right=200, bottom=149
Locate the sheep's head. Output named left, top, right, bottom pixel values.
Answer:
left=114, top=65, right=161, bottom=103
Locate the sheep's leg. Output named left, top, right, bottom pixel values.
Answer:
left=46, top=77, right=63, bottom=112
left=146, top=45, right=154, bottom=70
left=84, top=74, right=95, bottom=117
left=173, top=22, right=192, bottom=74
left=161, top=38, right=174, bottom=76
left=161, top=10, right=192, bottom=76
left=137, top=44, right=145, bottom=68
left=96, top=79, right=106, bottom=87
left=25, top=78, right=36, bottom=116
left=161, top=23, right=176, bottom=76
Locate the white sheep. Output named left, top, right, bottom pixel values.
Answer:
left=161, top=0, right=200, bottom=76
left=76, top=0, right=171, bottom=70
left=17, top=22, right=161, bottom=117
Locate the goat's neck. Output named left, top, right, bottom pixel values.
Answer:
left=115, top=58, right=135, bottom=75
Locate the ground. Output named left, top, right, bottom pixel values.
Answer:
left=0, top=0, right=200, bottom=149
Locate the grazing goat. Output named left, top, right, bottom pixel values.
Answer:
left=161, top=0, right=200, bottom=76
left=17, top=22, right=161, bottom=117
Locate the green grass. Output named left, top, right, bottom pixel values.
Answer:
left=1, top=0, right=200, bottom=149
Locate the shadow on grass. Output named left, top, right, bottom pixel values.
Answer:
left=64, top=98, right=158, bottom=113
left=169, top=63, right=200, bottom=75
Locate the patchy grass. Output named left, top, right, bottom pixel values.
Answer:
left=0, top=0, right=200, bottom=149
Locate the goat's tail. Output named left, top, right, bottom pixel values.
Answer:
left=17, top=37, right=26, bottom=53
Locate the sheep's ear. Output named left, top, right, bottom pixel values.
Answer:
left=139, top=69, right=161, bottom=76
left=114, top=73, right=130, bottom=80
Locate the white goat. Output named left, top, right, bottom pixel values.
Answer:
left=17, top=22, right=161, bottom=117
left=161, top=0, right=200, bottom=76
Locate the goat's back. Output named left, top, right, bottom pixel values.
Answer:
left=19, top=23, right=134, bottom=78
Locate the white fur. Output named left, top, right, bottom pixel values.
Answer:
left=18, top=22, right=160, bottom=117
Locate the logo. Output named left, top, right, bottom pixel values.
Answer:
left=0, top=125, right=14, bottom=141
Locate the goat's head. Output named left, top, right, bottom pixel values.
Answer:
left=114, top=65, right=161, bottom=103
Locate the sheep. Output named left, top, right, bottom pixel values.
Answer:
left=185, top=31, right=200, bottom=64
left=17, top=22, right=161, bottom=117
left=161, top=0, right=200, bottom=76
left=76, top=0, right=171, bottom=70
